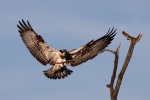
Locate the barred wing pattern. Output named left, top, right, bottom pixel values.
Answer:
left=17, top=19, right=58, bottom=65
left=69, top=28, right=117, bottom=66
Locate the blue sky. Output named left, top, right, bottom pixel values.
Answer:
left=0, top=0, right=149, bottom=100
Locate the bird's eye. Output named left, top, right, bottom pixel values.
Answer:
left=59, top=50, right=63, bottom=53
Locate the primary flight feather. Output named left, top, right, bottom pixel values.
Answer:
left=17, top=19, right=117, bottom=80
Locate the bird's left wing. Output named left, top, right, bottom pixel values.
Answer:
left=69, top=28, right=117, bottom=66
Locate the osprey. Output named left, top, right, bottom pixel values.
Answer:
left=17, top=19, right=117, bottom=80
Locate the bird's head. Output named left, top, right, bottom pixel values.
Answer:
left=59, top=49, right=72, bottom=60
left=59, top=49, right=67, bottom=53
left=59, top=49, right=68, bottom=58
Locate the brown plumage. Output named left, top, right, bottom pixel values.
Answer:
left=69, top=28, right=116, bottom=66
left=17, top=19, right=117, bottom=80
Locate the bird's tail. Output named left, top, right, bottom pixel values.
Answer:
left=43, top=67, right=73, bottom=79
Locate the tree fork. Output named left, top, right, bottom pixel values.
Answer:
left=103, top=31, right=142, bottom=100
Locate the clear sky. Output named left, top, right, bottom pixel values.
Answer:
left=0, top=0, right=149, bottom=100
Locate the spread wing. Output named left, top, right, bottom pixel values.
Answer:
left=69, top=27, right=117, bottom=66
left=17, top=19, right=59, bottom=65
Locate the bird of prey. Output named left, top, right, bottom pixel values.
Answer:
left=17, top=19, right=117, bottom=80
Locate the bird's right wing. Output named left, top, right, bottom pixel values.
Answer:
left=17, top=19, right=59, bottom=65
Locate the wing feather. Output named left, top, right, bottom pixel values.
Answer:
left=17, top=19, right=59, bottom=65
left=69, top=27, right=117, bottom=66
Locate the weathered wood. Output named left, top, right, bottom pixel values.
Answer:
left=103, top=31, right=142, bottom=100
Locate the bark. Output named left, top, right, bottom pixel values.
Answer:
left=102, top=31, right=142, bottom=100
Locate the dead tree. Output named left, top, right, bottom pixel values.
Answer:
left=101, top=31, right=142, bottom=100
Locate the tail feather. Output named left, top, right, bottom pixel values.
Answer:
left=57, top=73, right=61, bottom=79
left=65, top=68, right=72, bottom=75
left=43, top=67, right=73, bottom=79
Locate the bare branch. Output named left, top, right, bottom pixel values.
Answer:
left=122, top=31, right=142, bottom=43
left=109, top=43, right=120, bottom=99
left=102, top=44, right=121, bottom=100
left=98, top=31, right=142, bottom=100
left=112, top=31, right=142, bottom=100
left=100, top=44, right=121, bottom=55
left=103, top=31, right=142, bottom=100
left=99, top=44, right=121, bottom=100
left=100, top=49, right=115, bottom=54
